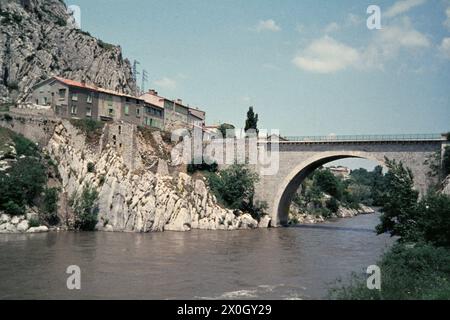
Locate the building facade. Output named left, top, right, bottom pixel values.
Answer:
left=29, top=77, right=164, bottom=130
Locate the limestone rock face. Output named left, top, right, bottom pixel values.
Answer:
left=46, top=121, right=262, bottom=233
left=0, top=0, right=136, bottom=103
left=442, top=175, right=450, bottom=196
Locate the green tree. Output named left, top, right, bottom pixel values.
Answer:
left=244, top=107, right=259, bottom=133
left=416, top=193, right=450, bottom=247
left=376, top=158, right=419, bottom=241
left=207, top=164, right=260, bottom=214
left=313, top=169, right=343, bottom=200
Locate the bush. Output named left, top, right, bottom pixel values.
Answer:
left=326, top=197, right=339, bottom=213
left=187, top=158, right=218, bottom=174
left=415, top=193, right=450, bottom=247
left=330, top=244, right=450, bottom=300
left=28, top=217, right=40, bottom=228
left=72, top=186, right=99, bottom=231
left=207, top=164, right=260, bottom=213
left=87, top=162, right=95, bottom=173
left=0, top=157, right=47, bottom=215
left=41, top=188, right=59, bottom=226
left=70, top=119, right=104, bottom=144
left=443, top=146, right=450, bottom=177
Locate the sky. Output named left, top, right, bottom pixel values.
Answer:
left=64, top=0, right=450, bottom=139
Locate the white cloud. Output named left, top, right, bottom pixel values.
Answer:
left=292, top=18, right=430, bottom=74
left=292, top=36, right=360, bottom=73
left=445, top=7, right=450, bottom=30
left=295, top=24, right=305, bottom=33
left=385, top=0, right=427, bottom=18
left=362, top=18, right=430, bottom=68
left=255, top=19, right=281, bottom=32
left=153, top=77, right=177, bottom=90
left=324, top=22, right=340, bottom=33
left=346, top=13, right=363, bottom=27
left=439, top=37, right=450, bottom=58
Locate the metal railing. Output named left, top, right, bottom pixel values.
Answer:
left=284, top=134, right=444, bottom=143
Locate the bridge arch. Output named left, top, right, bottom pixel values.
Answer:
left=272, top=151, right=385, bottom=226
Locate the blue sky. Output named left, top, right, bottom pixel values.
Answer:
left=65, top=0, right=450, bottom=137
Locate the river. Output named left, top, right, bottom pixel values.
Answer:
left=0, top=213, right=394, bottom=300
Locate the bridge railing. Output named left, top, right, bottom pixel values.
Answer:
left=283, top=134, right=444, bottom=142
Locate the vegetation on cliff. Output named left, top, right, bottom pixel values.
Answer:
left=207, top=164, right=267, bottom=220
left=0, top=128, right=59, bottom=225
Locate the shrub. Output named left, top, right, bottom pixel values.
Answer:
left=187, top=158, right=218, bottom=174
left=415, top=193, right=450, bottom=247
left=330, top=244, right=450, bottom=300
left=70, top=119, right=104, bottom=144
left=443, top=146, right=450, bottom=177
left=0, top=157, right=47, bottom=215
left=28, top=217, right=40, bottom=228
left=72, top=186, right=99, bottom=231
left=2, top=113, right=13, bottom=122
left=87, top=162, right=95, bottom=173
left=207, top=164, right=259, bottom=212
left=326, top=197, right=339, bottom=213
left=41, top=188, right=59, bottom=226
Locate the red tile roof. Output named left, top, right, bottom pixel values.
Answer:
left=53, top=76, right=139, bottom=100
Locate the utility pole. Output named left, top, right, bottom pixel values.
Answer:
left=141, top=69, right=148, bottom=95
left=132, top=60, right=140, bottom=95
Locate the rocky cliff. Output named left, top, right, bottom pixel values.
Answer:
left=0, top=0, right=136, bottom=103
left=44, top=120, right=261, bottom=232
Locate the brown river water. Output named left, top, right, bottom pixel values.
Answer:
left=0, top=213, right=394, bottom=300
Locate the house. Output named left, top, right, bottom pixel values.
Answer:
left=29, top=77, right=164, bottom=129
left=140, top=89, right=206, bottom=130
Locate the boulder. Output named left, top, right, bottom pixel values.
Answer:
left=27, top=226, right=49, bottom=233
left=258, top=215, right=272, bottom=228
left=17, top=220, right=30, bottom=232
left=10, top=216, right=22, bottom=225
left=0, top=214, right=11, bottom=224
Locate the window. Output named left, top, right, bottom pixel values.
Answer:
left=107, top=95, right=113, bottom=106
left=124, top=105, right=129, bottom=116
left=86, top=107, right=92, bottom=117
left=35, top=99, right=39, bottom=105
left=87, top=93, right=93, bottom=104
left=71, top=105, right=77, bottom=115
left=59, top=89, right=66, bottom=100
left=136, top=108, right=140, bottom=117
left=108, top=108, right=114, bottom=117
left=71, top=93, right=78, bottom=101
left=44, top=97, right=48, bottom=105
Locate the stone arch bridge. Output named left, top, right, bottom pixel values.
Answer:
left=254, top=134, right=448, bottom=227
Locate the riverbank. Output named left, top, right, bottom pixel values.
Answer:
left=289, top=204, right=376, bottom=224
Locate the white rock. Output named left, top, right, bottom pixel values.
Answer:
left=27, top=226, right=49, bottom=233
left=10, top=216, right=21, bottom=225
left=0, top=214, right=11, bottom=224
left=258, top=215, right=272, bottom=228
left=17, top=220, right=30, bottom=232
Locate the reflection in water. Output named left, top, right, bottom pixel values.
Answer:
left=0, top=213, right=393, bottom=300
